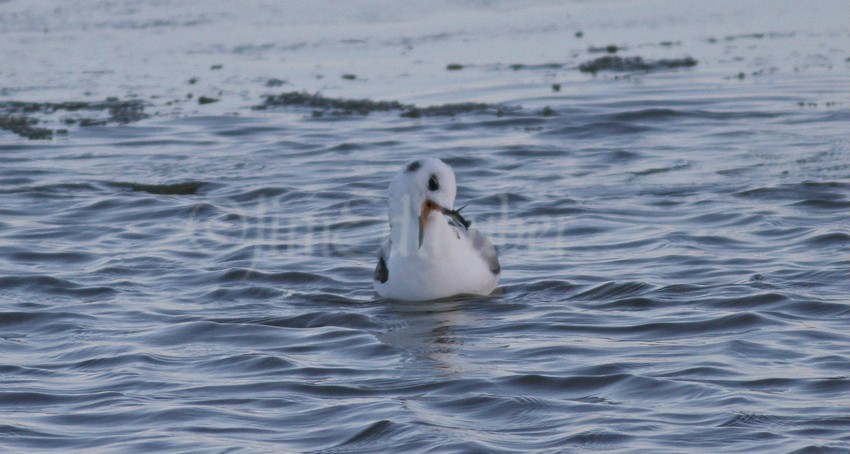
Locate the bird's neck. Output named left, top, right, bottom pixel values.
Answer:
left=390, top=210, right=454, bottom=259
left=389, top=209, right=421, bottom=257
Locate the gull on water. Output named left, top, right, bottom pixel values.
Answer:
left=374, top=158, right=500, bottom=301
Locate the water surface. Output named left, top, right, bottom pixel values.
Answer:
left=2, top=1, right=849, bottom=451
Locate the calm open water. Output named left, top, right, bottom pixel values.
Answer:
left=2, top=1, right=849, bottom=452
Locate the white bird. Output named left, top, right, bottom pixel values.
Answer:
left=374, top=158, right=500, bottom=301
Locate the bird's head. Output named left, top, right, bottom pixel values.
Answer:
left=388, top=158, right=459, bottom=248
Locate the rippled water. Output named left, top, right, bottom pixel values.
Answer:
left=2, top=1, right=850, bottom=452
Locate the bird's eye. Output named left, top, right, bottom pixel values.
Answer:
left=428, top=174, right=439, bottom=191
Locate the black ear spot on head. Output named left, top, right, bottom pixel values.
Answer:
left=406, top=161, right=421, bottom=172
left=428, top=174, right=439, bottom=191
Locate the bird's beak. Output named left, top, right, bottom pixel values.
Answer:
left=418, top=199, right=472, bottom=248
left=418, top=199, right=439, bottom=249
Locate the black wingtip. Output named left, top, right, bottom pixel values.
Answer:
left=374, top=256, right=389, bottom=283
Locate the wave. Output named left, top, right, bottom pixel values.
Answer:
left=0, top=276, right=116, bottom=298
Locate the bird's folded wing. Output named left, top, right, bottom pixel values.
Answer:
left=468, top=228, right=500, bottom=275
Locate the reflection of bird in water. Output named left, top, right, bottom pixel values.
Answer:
left=374, top=158, right=500, bottom=301
left=375, top=300, right=473, bottom=376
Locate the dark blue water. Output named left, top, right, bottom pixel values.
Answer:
left=2, top=1, right=850, bottom=452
